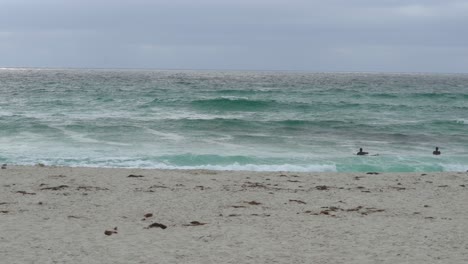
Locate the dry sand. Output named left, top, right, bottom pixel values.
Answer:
left=1, top=165, right=467, bottom=264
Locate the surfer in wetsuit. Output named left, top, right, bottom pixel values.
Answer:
left=356, top=148, right=368, bottom=156
left=433, top=147, right=441, bottom=155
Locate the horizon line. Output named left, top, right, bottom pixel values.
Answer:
left=1, top=66, right=467, bottom=75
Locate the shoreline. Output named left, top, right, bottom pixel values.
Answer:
left=1, top=166, right=467, bottom=263
left=2, top=163, right=467, bottom=173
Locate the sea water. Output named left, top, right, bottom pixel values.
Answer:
left=0, top=68, right=467, bottom=172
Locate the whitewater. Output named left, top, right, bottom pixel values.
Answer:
left=0, top=68, right=467, bottom=172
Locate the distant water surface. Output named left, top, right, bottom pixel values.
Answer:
left=0, top=69, right=467, bottom=172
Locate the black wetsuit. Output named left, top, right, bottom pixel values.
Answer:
left=357, top=149, right=368, bottom=155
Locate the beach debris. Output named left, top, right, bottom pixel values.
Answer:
left=49, top=174, right=66, bottom=178
left=76, top=186, right=109, bottom=191
left=438, top=185, right=448, bottom=188
left=360, top=208, right=385, bottom=215
left=184, top=221, right=207, bottom=226
left=142, top=213, right=153, bottom=220
left=146, top=222, right=167, bottom=229
left=16, top=191, right=36, bottom=195
left=460, top=185, right=465, bottom=187
left=287, top=180, right=300, bottom=182
left=128, top=174, right=144, bottom=178
left=228, top=214, right=240, bottom=217
left=366, top=172, right=379, bottom=175
left=135, top=188, right=154, bottom=193
left=67, top=215, right=85, bottom=219
left=40, top=185, right=69, bottom=191
left=424, top=205, right=430, bottom=207
left=289, top=199, right=306, bottom=204
left=38, top=202, right=43, bottom=205
left=251, top=213, right=271, bottom=217
left=308, top=205, right=384, bottom=216
left=244, top=201, right=261, bottom=205
left=315, top=185, right=329, bottom=190
left=149, top=184, right=168, bottom=189
left=231, top=205, right=246, bottom=208
left=242, top=181, right=267, bottom=188
left=345, top=206, right=362, bottom=212
left=1, top=164, right=6, bottom=169
left=36, top=163, right=45, bottom=167
left=104, top=227, right=118, bottom=236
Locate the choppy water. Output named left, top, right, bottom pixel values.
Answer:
left=0, top=68, right=467, bottom=172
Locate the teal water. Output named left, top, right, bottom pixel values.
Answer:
left=0, top=68, right=467, bottom=172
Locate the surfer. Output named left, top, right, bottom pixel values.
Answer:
left=433, top=147, right=441, bottom=155
left=356, top=148, right=368, bottom=156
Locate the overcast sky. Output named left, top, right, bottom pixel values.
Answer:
left=0, top=0, right=467, bottom=72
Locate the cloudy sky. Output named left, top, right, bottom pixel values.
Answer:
left=0, top=0, right=467, bottom=72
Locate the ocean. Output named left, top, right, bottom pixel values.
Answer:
left=0, top=68, right=467, bottom=172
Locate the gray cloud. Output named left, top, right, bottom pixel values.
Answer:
left=0, top=0, right=467, bottom=72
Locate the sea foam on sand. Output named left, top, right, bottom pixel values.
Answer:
left=1, top=166, right=467, bottom=264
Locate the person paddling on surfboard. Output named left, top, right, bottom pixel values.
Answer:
left=433, top=147, right=441, bottom=155
left=356, top=148, right=368, bottom=156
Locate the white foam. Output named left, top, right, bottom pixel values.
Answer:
left=220, top=96, right=250, bottom=100
left=58, top=162, right=337, bottom=172
left=142, top=128, right=185, bottom=141
left=167, top=163, right=337, bottom=172
left=441, top=164, right=468, bottom=172
left=0, top=111, right=14, bottom=117
left=57, top=127, right=131, bottom=146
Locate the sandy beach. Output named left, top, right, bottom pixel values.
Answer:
left=1, top=166, right=467, bottom=264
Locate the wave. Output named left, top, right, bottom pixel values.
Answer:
left=398, top=92, right=468, bottom=101
left=214, top=89, right=278, bottom=95
left=277, top=119, right=356, bottom=128
left=3, top=152, right=467, bottom=173
left=191, top=98, right=277, bottom=111
left=7, top=158, right=467, bottom=172
left=7, top=159, right=338, bottom=172
left=441, top=164, right=468, bottom=172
